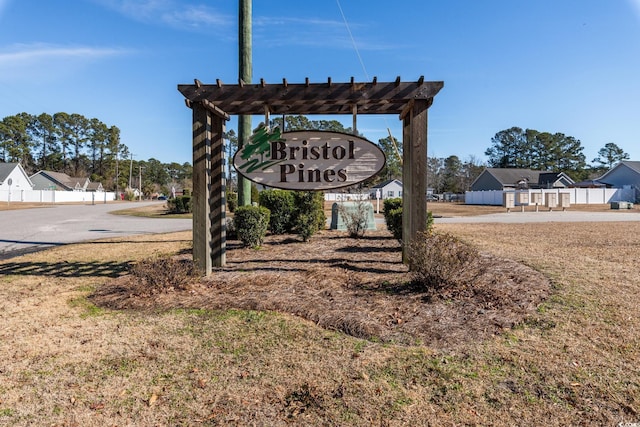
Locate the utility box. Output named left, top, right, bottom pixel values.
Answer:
left=611, top=201, right=634, bottom=210
left=545, top=193, right=557, bottom=209
left=517, top=192, right=529, bottom=205
left=503, top=192, right=515, bottom=209
left=559, top=193, right=570, bottom=209
left=531, top=193, right=542, bottom=206
left=330, top=202, right=376, bottom=231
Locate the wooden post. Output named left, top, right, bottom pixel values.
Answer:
left=192, top=104, right=227, bottom=273
left=237, top=0, right=252, bottom=206
left=401, top=100, right=429, bottom=264
left=210, top=112, right=227, bottom=268
left=192, top=103, right=212, bottom=273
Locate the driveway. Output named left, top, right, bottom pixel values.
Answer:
left=0, top=202, right=191, bottom=259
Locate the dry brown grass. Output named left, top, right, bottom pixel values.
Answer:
left=1, top=219, right=639, bottom=426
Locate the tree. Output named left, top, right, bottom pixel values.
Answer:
left=0, top=113, right=35, bottom=169
left=268, top=115, right=355, bottom=134
left=485, top=127, right=525, bottom=168
left=377, top=135, right=402, bottom=181
left=145, top=158, right=170, bottom=188
left=462, top=155, right=485, bottom=191
left=593, top=142, right=629, bottom=170
left=427, top=157, right=444, bottom=193
left=485, top=127, right=587, bottom=179
left=30, top=113, right=57, bottom=170
left=442, top=155, right=463, bottom=193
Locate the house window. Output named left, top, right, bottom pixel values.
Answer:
left=387, top=191, right=394, bottom=198
left=398, top=191, right=402, bottom=197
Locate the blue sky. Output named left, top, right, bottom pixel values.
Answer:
left=1, top=0, right=639, bottom=166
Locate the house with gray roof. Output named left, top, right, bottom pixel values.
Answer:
left=0, top=162, right=34, bottom=191
left=598, top=161, right=640, bottom=201
left=471, top=168, right=574, bottom=191
left=30, top=170, right=102, bottom=191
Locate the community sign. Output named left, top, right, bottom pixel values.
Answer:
left=233, top=126, right=386, bottom=190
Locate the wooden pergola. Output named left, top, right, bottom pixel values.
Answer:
left=178, top=76, right=444, bottom=274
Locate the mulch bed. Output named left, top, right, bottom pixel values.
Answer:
left=91, top=230, right=551, bottom=350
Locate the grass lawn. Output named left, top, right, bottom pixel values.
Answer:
left=0, top=211, right=638, bottom=425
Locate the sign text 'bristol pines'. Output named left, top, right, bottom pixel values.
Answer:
left=233, top=127, right=386, bottom=191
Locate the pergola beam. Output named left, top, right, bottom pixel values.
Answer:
left=180, top=77, right=443, bottom=274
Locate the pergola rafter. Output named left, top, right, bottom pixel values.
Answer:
left=178, top=76, right=444, bottom=274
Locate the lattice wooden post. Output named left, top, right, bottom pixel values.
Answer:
left=401, top=99, right=429, bottom=264
left=192, top=102, right=227, bottom=274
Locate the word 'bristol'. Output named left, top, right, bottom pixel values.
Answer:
left=271, top=139, right=355, bottom=183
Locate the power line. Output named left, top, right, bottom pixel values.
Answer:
left=335, top=0, right=369, bottom=80
left=336, top=0, right=399, bottom=160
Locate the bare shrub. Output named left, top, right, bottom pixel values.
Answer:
left=337, top=201, right=370, bottom=238
left=129, top=256, right=199, bottom=296
left=408, top=231, right=480, bottom=291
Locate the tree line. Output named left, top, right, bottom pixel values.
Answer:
left=4, top=112, right=629, bottom=196
left=484, top=126, right=629, bottom=182
left=0, top=112, right=193, bottom=195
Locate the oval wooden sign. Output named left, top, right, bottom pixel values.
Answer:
left=233, top=128, right=386, bottom=190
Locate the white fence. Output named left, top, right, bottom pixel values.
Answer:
left=324, top=193, right=371, bottom=201
left=0, top=189, right=117, bottom=204
left=465, top=188, right=636, bottom=206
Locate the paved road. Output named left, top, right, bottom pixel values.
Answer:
left=2, top=202, right=639, bottom=259
left=434, top=209, right=640, bottom=224
left=0, top=201, right=191, bottom=259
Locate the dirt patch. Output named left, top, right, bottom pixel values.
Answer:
left=92, top=230, right=550, bottom=349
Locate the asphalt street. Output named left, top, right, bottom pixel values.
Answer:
left=0, top=201, right=191, bottom=259
left=2, top=202, right=639, bottom=260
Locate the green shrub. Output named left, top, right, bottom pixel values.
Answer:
left=227, top=191, right=238, bottom=213
left=408, top=232, right=480, bottom=290
left=167, top=195, right=192, bottom=214
left=383, top=198, right=433, bottom=242
left=386, top=207, right=404, bottom=240
left=259, top=189, right=295, bottom=234
left=234, top=205, right=270, bottom=248
left=292, top=191, right=326, bottom=241
left=383, top=197, right=403, bottom=218
left=124, top=190, right=136, bottom=201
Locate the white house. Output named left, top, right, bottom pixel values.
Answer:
left=371, top=179, right=403, bottom=199
left=0, top=163, right=34, bottom=192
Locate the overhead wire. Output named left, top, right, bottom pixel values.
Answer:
left=335, top=0, right=402, bottom=165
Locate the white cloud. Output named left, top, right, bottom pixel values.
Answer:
left=93, top=0, right=231, bottom=30
left=0, top=43, right=129, bottom=65
left=253, top=16, right=397, bottom=51
left=0, top=43, right=131, bottom=82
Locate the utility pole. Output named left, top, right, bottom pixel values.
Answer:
left=115, top=148, right=119, bottom=196
left=128, top=153, right=134, bottom=190
left=138, top=165, right=144, bottom=201
left=238, top=0, right=252, bottom=206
